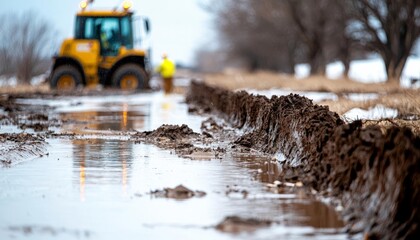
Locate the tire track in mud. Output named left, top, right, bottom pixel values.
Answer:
left=186, top=81, right=420, bottom=239
left=1, top=96, right=50, bottom=166
left=0, top=133, right=48, bottom=167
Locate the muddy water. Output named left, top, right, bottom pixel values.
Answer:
left=0, top=92, right=347, bottom=239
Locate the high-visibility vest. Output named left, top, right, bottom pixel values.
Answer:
left=156, top=59, right=176, bottom=78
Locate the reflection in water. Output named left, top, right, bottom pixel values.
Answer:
left=234, top=154, right=344, bottom=229
left=234, top=155, right=280, bottom=183
left=159, top=99, right=173, bottom=124
left=59, top=101, right=144, bottom=199
left=122, top=103, right=128, bottom=129
left=278, top=201, right=345, bottom=228
left=80, top=163, right=86, bottom=202
left=60, top=102, right=149, bottom=132
left=120, top=140, right=128, bottom=196
left=72, top=139, right=133, bottom=201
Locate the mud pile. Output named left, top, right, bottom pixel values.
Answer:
left=135, top=124, right=199, bottom=140
left=150, top=185, right=206, bottom=199
left=187, top=81, right=420, bottom=239
left=132, top=124, right=223, bottom=160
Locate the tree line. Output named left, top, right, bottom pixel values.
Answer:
left=0, top=12, right=56, bottom=84
left=201, top=0, right=420, bottom=83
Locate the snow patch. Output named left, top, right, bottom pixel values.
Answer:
left=0, top=74, right=47, bottom=87
left=295, top=56, right=420, bottom=88
left=0, top=76, right=17, bottom=87
left=344, top=93, right=379, bottom=101
left=343, top=104, right=398, bottom=121
left=276, top=152, right=287, bottom=163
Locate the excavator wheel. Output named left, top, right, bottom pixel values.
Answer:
left=112, top=64, right=147, bottom=90
left=50, top=65, right=82, bottom=91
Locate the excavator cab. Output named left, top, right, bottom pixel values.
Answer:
left=49, top=0, right=151, bottom=91
left=76, top=15, right=134, bottom=56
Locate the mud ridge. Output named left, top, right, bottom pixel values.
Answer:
left=0, top=133, right=48, bottom=166
left=186, top=81, right=420, bottom=239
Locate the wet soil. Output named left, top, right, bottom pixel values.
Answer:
left=0, top=133, right=47, bottom=166
left=131, top=124, right=224, bottom=160
left=150, top=184, right=206, bottom=199
left=187, top=81, right=420, bottom=239
left=134, top=124, right=199, bottom=140
left=0, top=96, right=54, bottom=165
left=1, top=95, right=60, bottom=133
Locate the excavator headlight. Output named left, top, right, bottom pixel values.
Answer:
left=80, top=0, right=88, bottom=10
left=122, top=1, right=132, bottom=11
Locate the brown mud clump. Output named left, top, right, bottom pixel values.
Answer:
left=150, top=185, right=206, bottom=199
left=132, top=124, right=199, bottom=148
left=132, top=124, right=223, bottom=160
left=27, top=114, right=49, bottom=121
left=187, top=81, right=420, bottom=239
left=134, top=124, right=199, bottom=141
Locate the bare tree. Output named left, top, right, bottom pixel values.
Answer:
left=208, top=0, right=302, bottom=73
left=194, top=48, right=227, bottom=73
left=207, top=0, right=352, bottom=75
left=284, top=0, right=345, bottom=75
left=207, top=0, right=399, bottom=79
left=0, top=11, right=56, bottom=84
left=325, top=1, right=366, bottom=78
left=0, top=15, right=14, bottom=76
left=349, top=0, right=420, bottom=83
left=258, top=0, right=302, bottom=74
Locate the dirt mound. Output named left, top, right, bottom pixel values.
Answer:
left=132, top=124, right=223, bottom=160
left=27, top=114, right=49, bottom=121
left=136, top=124, right=198, bottom=140
left=187, top=81, right=420, bottom=239
left=150, top=185, right=206, bottom=199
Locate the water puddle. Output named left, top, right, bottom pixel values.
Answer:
left=0, top=92, right=348, bottom=239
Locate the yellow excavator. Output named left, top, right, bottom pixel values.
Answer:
left=49, top=0, right=151, bottom=90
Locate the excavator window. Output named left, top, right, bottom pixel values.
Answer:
left=75, top=16, right=134, bottom=56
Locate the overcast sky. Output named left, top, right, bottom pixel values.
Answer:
left=0, top=0, right=215, bottom=66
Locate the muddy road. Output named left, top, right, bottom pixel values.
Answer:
left=0, top=90, right=348, bottom=239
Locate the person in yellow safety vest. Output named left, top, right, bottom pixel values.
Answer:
left=155, top=53, right=176, bottom=94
